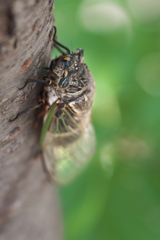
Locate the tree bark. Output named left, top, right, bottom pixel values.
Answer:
left=0, top=1, right=62, bottom=239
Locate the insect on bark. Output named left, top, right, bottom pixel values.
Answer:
left=9, top=27, right=96, bottom=184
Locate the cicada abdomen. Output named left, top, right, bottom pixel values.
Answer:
left=41, top=48, right=96, bottom=184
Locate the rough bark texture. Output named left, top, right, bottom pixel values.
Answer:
left=0, top=1, right=62, bottom=240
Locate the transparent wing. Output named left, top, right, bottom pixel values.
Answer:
left=41, top=105, right=96, bottom=184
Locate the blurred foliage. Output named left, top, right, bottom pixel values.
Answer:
left=54, top=0, right=160, bottom=239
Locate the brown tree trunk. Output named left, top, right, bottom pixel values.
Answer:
left=0, top=1, right=62, bottom=239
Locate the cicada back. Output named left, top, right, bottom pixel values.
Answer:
left=41, top=48, right=96, bottom=184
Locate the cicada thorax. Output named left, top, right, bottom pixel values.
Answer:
left=42, top=48, right=96, bottom=184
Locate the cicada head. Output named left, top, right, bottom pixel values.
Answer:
left=49, top=48, right=92, bottom=98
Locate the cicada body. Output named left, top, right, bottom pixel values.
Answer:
left=40, top=48, right=96, bottom=183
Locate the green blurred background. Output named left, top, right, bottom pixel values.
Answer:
left=54, top=0, right=160, bottom=239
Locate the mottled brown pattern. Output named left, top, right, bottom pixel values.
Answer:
left=42, top=47, right=96, bottom=183
left=0, top=1, right=62, bottom=240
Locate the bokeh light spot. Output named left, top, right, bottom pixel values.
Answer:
left=116, top=136, right=152, bottom=162
left=79, top=0, right=130, bottom=33
left=127, top=0, right=160, bottom=22
left=136, top=52, right=160, bottom=96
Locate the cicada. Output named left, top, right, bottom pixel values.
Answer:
left=10, top=27, right=96, bottom=184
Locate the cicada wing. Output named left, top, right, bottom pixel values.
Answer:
left=42, top=108, right=96, bottom=184
left=40, top=103, right=57, bottom=149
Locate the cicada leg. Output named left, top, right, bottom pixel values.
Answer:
left=53, top=26, right=70, bottom=54
left=37, top=104, right=50, bottom=119
left=9, top=100, right=45, bottom=122
left=19, top=78, right=52, bottom=90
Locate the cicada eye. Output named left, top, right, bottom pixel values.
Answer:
left=59, top=77, right=69, bottom=88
